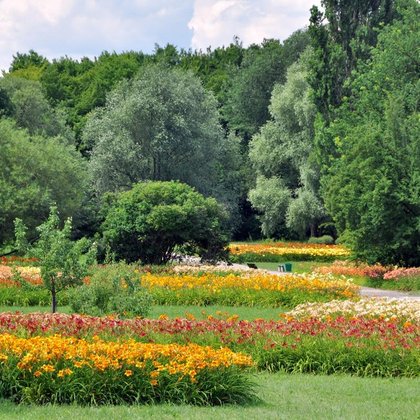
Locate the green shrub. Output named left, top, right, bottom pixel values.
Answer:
left=0, top=287, right=69, bottom=306
left=101, top=181, right=228, bottom=264
left=69, top=263, right=152, bottom=318
left=308, top=235, right=334, bottom=245
left=365, top=276, right=420, bottom=292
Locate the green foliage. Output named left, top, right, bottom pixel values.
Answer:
left=0, top=76, right=74, bottom=142
left=322, top=1, right=420, bottom=266
left=309, top=0, right=400, bottom=172
left=13, top=219, right=29, bottom=255
left=229, top=252, right=340, bottom=264
left=366, top=276, right=420, bottom=292
left=307, top=235, right=334, bottom=245
left=224, top=34, right=309, bottom=141
left=257, top=337, right=419, bottom=377
left=309, top=0, right=397, bottom=122
left=102, top=181, right=229, bottom=264
left=286, top=188, right=325, bottom=238
left=85, top=65, right=229, bottom=197
left=40, top=52, right=145, bottom=144
left=0, top=374, right=418, bottom=419
left=0, top=362, right=256, bottom=406
left=248, top=55, right=325, bottom=238
left=69, top=263, right=152, bottom=318
left=1, top=35, right=313, bottom=243
left=248, top=176, right=291, bottom=238
left=0, top=119, right=87, bottom=244
left=0, top=287, right=69, bottom=306
left=9, top=50, right=48, bottom=72
left=0, top=87, right=14, bottom=116
left=15, top=207, right=96, bottom=312
left=149, top=287, right=347, bottom=309
left=178, top=38, right=245, bottom=103
left=224, top=39, right=285, bottom=140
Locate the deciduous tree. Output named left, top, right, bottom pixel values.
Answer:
left=0, top=120, right=86, bottom=244
left=322, top=0, right=420, bottom=265
left=102, top=181, right=228, bottom=264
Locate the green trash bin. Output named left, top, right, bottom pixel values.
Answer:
left=284, top=262, right=292, bottom=272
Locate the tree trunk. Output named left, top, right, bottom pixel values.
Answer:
left=310, top=223, right=316, bottom=238
left=51, top=281, right=57, bottom=314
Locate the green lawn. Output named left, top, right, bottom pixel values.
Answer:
left=0, top=289, right=418, bottom=418
left=0, top=304, right=285, bottom=320
left=251, top=261, right=327, bottom=274
left=0, top=373, right=418, bottom=419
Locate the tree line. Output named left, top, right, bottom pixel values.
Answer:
left=0, top=0, right=419, bottom=266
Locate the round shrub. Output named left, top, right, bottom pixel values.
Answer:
left=101, top=181, right=228, bottom=264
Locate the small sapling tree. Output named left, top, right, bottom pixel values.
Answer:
left=14, top=206, right=96, bottom=313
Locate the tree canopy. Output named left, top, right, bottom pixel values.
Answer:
left=101, top=181, right=228, bottom=264
left=249, top=54, right=325, bottom=238
left=1, top=2, right=419, bottom=266
left=0, top=119, right=86, bottom=244
left=321, top=0, right=420, bottom=265
left=85, top=65, right=224, bottom=194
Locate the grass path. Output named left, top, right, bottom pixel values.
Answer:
left=0, top=373, right=418, bottom=419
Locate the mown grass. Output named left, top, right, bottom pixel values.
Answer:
left=365, top=277, right=420, bottom=292
left=0, top=373, right=418, bottom=419
left=0, top=304, right=285, bottom=320
left=252, top=261, right=326, bottom=274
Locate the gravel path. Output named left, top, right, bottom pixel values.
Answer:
left=360, top=286, right=420, bottom=300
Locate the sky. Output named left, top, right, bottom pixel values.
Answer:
left=0, top=0, right=320, bottom=72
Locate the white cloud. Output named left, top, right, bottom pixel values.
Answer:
left=0, top=0, right=193, bottom=71
left=0, top=0, right=320, bottom=72
left=189, top=0, right=320, bottom=50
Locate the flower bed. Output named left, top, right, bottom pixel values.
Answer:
left=285, top=298, right=420, bottom=323
left=172, top=264, right=260, bottom=274
left=314, top=261, right=389, bottom=279
left=383, top=267, right=420, bottom=280
left=229, top=242, right=350, bottom=262
left=1, top=312, right=418, bottom=378
left=0, top=257, right=38, bottom=266
left=379, top=268, right=420, bottom=291
left=0, top=333, right=254, bottom=405
left=141, top=272, right=358, bottom=307
left=0, top=264, right=358, bottom=307
left=0, top=265, right=42, bottom=287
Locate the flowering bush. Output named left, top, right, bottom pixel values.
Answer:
left=229, top=242, right=350, bottom=262
left=1, top=312, right=418, bottom=377
left=0, top=333, right=254, bottom=405
left=141, top=272, right=358, bottom=307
